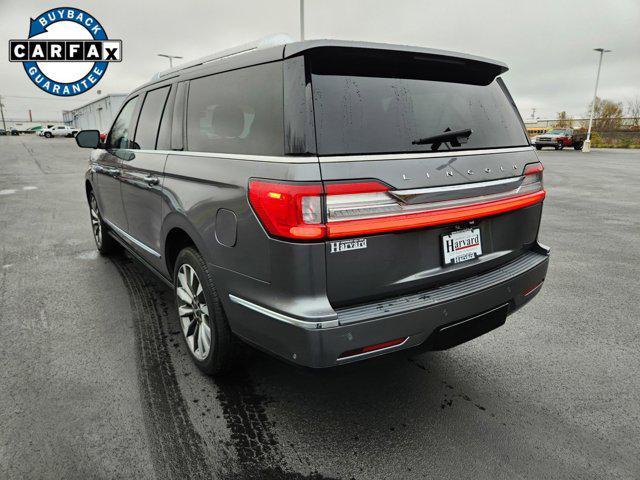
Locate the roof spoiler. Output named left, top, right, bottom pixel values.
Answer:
left=150, top=33, right=293, bottom=82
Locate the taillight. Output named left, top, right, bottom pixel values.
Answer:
left=249, top=163, right=545, bottom=241
left=248, top=180, right=325, bottom=240
left=521, top=162, right=544, bottom=193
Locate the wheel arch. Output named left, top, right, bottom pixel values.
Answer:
left=85, top=179, right=94, bottom=201
left=162, top=213, right=210, bottom=278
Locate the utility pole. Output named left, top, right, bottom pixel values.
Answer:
left=583, top=48, right=611, bottom=152
left=0, top=95, right=7, bottom=131
left=157, top=54, right=183, bottom=68
left=300, top=0, right=305, bottom=41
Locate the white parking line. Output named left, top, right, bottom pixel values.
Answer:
left=23, top=186, right=38, bottom=191
left=0, top=189, right=17, bottom=195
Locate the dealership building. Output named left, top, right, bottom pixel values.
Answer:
left=63, top=94, right=126, bottom=132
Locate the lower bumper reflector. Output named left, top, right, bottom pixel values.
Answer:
left=338, top=337, right=408, bottom=359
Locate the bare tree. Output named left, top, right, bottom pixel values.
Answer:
left=585, top=97, right=623, bottom=131
left=554, top=111, right=572, bottom=128
left=625, top=96, right=640, bottom=128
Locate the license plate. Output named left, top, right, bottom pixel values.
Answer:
left=442, top=228, right=482, bottom=265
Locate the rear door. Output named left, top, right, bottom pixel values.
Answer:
left=305, top=48, right=543, bottom=306
left=119, top=84, right=172, bottom=268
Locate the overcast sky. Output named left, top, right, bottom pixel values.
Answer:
left=1, top=0, right=638, bottom=122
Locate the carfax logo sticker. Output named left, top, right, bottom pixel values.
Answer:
left=8, top=7, right=122, bottom=96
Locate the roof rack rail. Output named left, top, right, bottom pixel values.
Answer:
left=150, top=34, right=293, bottom=82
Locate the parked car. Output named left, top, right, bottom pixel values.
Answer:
left=10, top=128, right=20, bottom=136
left=42, top=125, right=79, bottom=138
left=75, top=39, right=550, bottom=375
left=0, top=128, right=6, bottom=136
left=532, top=128, right=585, bottom=150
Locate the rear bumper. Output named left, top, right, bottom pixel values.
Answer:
left=225, top=246, right=550, bottom=368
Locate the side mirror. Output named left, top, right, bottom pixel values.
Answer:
left=75, top=130, right=100, bottom=149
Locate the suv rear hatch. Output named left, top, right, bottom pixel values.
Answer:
left=306, top=46, right=544, bottom=307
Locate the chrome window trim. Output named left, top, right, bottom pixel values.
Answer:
left=134, top=149, right=320, bottom=164
left=319, top=146, right=534, bottom=163
left=228, top=294, right=339, bottom=329
left=103, top=218, right=162, bottom=258
left=100, top=146, right=533, bottom=164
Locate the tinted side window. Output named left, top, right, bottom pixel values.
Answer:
left=134, top=86, right=171, bottom=149
left=186, top=62, right=283, bottom=155
left=107, top=97, right=138, bottom=149
left=171, top=82, right=188, bottom=150
left=156, top=85, right=176, bottom=150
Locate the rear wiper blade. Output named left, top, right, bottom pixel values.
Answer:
left=412, top=128, right=473, bottom=151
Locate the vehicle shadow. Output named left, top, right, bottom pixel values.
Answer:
left=114, top=251, right=609, bottom=480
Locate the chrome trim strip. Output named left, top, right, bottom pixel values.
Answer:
left=335, top=337, right=410, bottom=362
left=228, top=294, right=339, bottom=330
left=438, top=304, right=507, bottom=332
left=131, top=149, right=320, bottom=164
left=103, top=218, right=162, bottom=258
left=101, top=146, right=533, bottom=164
left=389, top=176, right=523, bottom=204
left=319, top=146, right=534, bottom=163
left=523, top=280, right=544, bottom=297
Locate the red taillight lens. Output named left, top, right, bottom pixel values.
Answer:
left=338, top=337, right=408, bottom=359
left=249, top=164, right=545, bottom=241
left=248, top=180, right=325, bottom=240
left=523, top=162, right=544, bottom=176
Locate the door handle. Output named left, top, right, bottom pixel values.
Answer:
left=144, top=175, right=160, bottom=186
left=94, top=165, right=120, bottom=177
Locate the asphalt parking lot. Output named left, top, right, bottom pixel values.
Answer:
left=1, top=134, right=638, bottom=480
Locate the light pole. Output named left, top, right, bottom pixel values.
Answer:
left=157, top=53, right=183, bottom=68
left=300, top=0, right=305, bottom=41
left=583, top=48, right=611, bottom=152
left=0, top=95, right=7, bottom=131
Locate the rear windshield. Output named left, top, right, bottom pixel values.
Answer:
left=309, top=50, right=529, bottom=156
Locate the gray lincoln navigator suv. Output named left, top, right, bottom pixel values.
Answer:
left=76, top=39, right=550, bottom=375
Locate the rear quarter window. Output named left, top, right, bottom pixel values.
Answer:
left=134, top=86, right=171, bottom=150
left=186, top=62, right=284, bottom=156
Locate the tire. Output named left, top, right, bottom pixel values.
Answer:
left=88, top=191, right=120, bottom=255
left=44, top=132, right=52, bottom=138
left=535, top=145, right=542, bottom=150
left=574, top=142, right=583, bottom=150
left=173, top=247, right=234, bottom=375
left=557, top=142, right=564, bottom=150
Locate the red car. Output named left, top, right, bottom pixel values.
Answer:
left=532, top=128, right=585, bottom=150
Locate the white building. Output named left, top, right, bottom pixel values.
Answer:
left=63, top=94, right=127, bottom=132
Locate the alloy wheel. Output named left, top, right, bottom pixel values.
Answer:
left=90, top=195, right=102, bottom=248
left=176, top=264, right=212, bottom=360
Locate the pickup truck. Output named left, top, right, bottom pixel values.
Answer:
left=532, top=128, right=585, bottom=150
left=41, top=125, right=79, bottom=138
